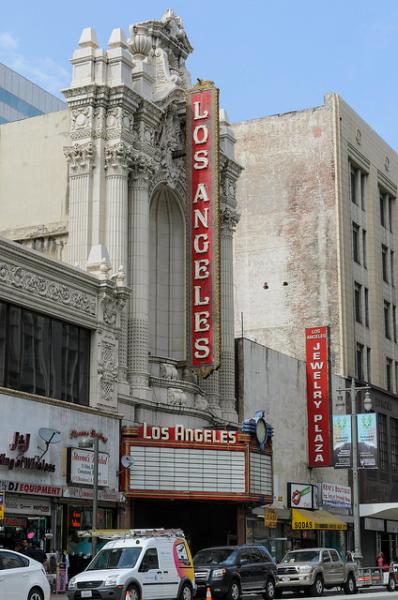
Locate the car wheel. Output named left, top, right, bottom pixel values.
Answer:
left=125, top=585, right=140, bottom=600
left=388, top=576, right=396, bottom=592
left=343, top=574, right=357, bottom=595
left=310, top=576, right=324, bottom=597
left=227, top=580, right=241, bottom=600
left=179, top=582, right=193, bottom=600
left=264, top=578, right=276, bottom=600
left=28, top=589, right=43, bottom=600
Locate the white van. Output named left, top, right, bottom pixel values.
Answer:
left=67, top=529, right=195, bottom=600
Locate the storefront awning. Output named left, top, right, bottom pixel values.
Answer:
left=360, top=503, right=398, bottom=520
left=292, top=508, right=347, bottom=531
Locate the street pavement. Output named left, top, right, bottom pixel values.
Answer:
left=50, top=590, right=398, bottom=600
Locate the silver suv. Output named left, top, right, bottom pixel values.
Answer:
left=276, top=548, right=357, bottom=596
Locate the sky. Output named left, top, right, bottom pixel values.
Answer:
left=1, top=0, right=398, bottom=148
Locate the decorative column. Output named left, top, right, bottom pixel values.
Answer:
left=105, top=142, right=131, bottom=274
left=201, top=371, right=220, bottom=416
left=64, top=142, right=95, bottom=269
left=128, top=157, right=154, bottom=396
left=219, top=205, right=240, bottom=421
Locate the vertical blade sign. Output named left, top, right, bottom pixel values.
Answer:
left=187, top=82, right=220, bottom=374
left=305, top=326, right=331, bottom=467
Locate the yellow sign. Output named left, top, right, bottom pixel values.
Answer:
left=291, top=508, right=347, bottom=531
left=264, top=508, right=278, bottom=528
left=0, top=492, right=5, bottom=520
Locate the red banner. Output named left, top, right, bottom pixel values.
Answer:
left=187, top=82, right=220, bottom=373
left=305, top=326, right=331, bottom=467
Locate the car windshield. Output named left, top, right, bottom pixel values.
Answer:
left=281, top=551, right=320, bottom=564
left=194, top=549, right=237, bottom=566
left=86, top=547, right=142, bottom=570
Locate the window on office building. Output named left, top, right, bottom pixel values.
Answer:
left=384, top=301, right=391, bottom=339
left=362, top=230, right=367, bottom=268
left=364, top=288, right=369, bottom=328
left=352, top=223, right=360, bottom=263
left=392, top=251, right=395, bottom=287
left=0, top=300, right=90, bottom=405
left=356, top=343, right=364, bottom=381
left=380, top=191, right=387, bottom=228
left=354, top=282, right=362, bottom=323
left=386, top=358, right=393, bottom=392
left=382, top=245, right=389, bottom=282
left=391, top=418, right=398, bottom=473
left=389, top=196, right=394, bottom=233
left=378, top=413, right=388, bottom=471
left=367, top=347, right=371, bottom=382
left=394, top=305, right=397, bottom=343
left=350, top=165, right=366, bottom=209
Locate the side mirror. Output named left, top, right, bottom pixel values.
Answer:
left=240, top=558, right=249, bottom=566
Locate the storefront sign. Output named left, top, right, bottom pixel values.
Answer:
left=264, top=508, right=278, bottom=528
left=365, top=517, right=384, bottom=532
left=70, top=429, right=108, bottom=443
left=357, top=413, right=378, bottom=468
left=321, top=482, right=351, bottom=510
left=305, top=326, right=331, bottom=467
left=0, top=479, right=62, bottom=497
left=68, top=448, right=109, bottom=487
left=0, top=453, right=55, bottom=473
left=187, top=81, right=220, bottom=374
left=333, top=415, right=352, bottom=468
left=5, top=495, right=50, bottom=515
left=63, top=486, right=120, bottom=502
left=140, top=423, right=237, bottom=444
left=9, top=432, right=31, bottom=453
left=287, top=482, right=318, bottom=509
left=71, top=510, right=81, bottom=528
left=0, top=492, right=4, bottom=520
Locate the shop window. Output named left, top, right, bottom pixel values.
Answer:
left=0, top=301, right=90, bottom=405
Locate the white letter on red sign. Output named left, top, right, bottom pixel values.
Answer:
left=194, top=259, right=210, bottom=279
left=194, top=285, right=209, bottom=306
left=194, top=338, right=210, bottom=358
left=193, top=183, right=209, bottom=203
left=194, top=101, right=209, bottom=120
left=194, top=233, right=209, bottom=253
left=193, top=124, right=209, bottom=145
left=195, top=311, right=210, bottom=332
left=194, top=150, right=209, bottom=170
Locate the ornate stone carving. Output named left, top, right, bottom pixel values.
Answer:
left=98, top=333, right=118, bottom=404
left=160, top=363, right=179, bottom=381
left=167, top=387, right=186, bottom=408
left=131, top=154, right=156, bottom=182
left=105, top=141, right=132, bottom=173
left=129, top=24, right=152, bottom=58
left=64, top=142, right=95, bottom=173
left=0, top=262, right=97, bottom=316
left=220, top=206, right=240, bottom=233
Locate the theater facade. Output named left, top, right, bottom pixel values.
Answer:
left=0, top=10, right=272, bottom=549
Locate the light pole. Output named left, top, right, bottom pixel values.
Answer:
left=78, top=436, right=99, bottom=556
left=336, top=378, right=372, bottom=564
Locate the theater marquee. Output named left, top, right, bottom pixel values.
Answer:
left=186, top=81, right=220, bottom=374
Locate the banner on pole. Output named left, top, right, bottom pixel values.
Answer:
left=333, top=415, right=352, bottom=468
left=357, top=413, right=378, bottom=469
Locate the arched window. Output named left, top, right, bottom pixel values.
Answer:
left=149, top=185, right=185, bottom=360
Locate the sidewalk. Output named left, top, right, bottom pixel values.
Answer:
left=51, top=595, right=68, bottom=599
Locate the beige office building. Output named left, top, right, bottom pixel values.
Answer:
left=233, top=93, right=398, bottom=392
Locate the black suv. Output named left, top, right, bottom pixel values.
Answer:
left=193, top=545, right=277, bottom=600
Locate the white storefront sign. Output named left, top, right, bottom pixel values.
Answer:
left=69, top=448, right=109, bottom=487
left=387, top=520, right=398, bottom=534
left=321, top=482, right=352, bottom=510
left=365, top=517, right=384, bottom=532
left=6, top=495, right=51, bottom=515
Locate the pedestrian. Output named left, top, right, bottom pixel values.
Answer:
left=346, top=551, right=354, bottom=562
left=376, top=552, right=385, bottom=567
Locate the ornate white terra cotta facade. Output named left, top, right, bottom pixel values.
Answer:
left=61, top=11, right=242, bottom=425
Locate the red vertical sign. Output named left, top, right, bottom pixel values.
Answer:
left=187, top=82, right=219, bottom=373
left=305, top=326, right=331, bottom=467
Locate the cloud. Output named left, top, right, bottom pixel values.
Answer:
left=0, top=33, right=68, bottom=97
left=0, top=32, right=19, bottom=51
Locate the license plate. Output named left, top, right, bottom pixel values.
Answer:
left=81, top=592, right=93, bottom=598
left=281, top=577, right=289, bottom=582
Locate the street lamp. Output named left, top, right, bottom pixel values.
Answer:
left=78, top=436, right=99, bottom=556
left=336, top=378, right=372, bottom=564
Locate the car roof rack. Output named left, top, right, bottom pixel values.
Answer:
left=77, top=528, right=185, bottom=540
